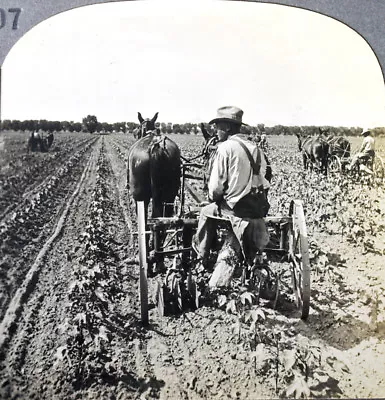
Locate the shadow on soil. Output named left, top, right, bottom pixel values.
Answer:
left=269, top=246, right=385, bottom=351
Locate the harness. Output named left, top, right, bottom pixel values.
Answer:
left=230, top=136, right=261, bottom=175
left=148, top=133, right=167, bottom=153
left=327, top=137, right=350, bottom=157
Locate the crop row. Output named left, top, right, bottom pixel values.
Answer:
left=56, top=141, right=128, bottom=392
left=0, top=135, right=97, bottom=219
left=0, top=140, right=96, bottom=317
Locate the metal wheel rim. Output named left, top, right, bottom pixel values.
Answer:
left=289, top=200, right=311, bottom=320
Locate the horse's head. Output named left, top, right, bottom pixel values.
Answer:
left=138, top=112, right=158, bottom=138
left=200, top=123, right=217, bottom=156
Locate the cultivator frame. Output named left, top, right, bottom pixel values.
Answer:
left=328, top=153, right=384, bottom=183
left=136, top=161, right=311, bottom=324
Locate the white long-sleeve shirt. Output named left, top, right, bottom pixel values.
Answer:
left=208, top=134, right=270, bottom=209
left=360, top=136, right=375, bottom=154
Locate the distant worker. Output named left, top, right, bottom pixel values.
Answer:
left=348, top=127, right=375, bottom=171
left=260, top=133, right=268, bottom=151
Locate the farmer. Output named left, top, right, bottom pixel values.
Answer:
left=193, top=106, right=270, bottom=268
left=348, top=127, right=375, bottom=171
left=260, top=133, right=267, bottom=150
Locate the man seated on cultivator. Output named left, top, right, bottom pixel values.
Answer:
left=348, top=127, right=375, bottom=172
left=193, top=106, right=271, bottom=271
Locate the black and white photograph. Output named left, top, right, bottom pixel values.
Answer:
left=0, top=0, right=384, bottom=398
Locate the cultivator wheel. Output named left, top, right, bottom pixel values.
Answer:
left=373, top=155, right=384, bottom=184
left=137, top=201, right=149, bottom=325
left=288, top=200, right=311, bottom=320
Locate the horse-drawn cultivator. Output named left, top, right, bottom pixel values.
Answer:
left=328, top=152, right=384, bottom=183
left=128, top=114, right=311, bottom=325
left=136, top=159, right=311, bottom=324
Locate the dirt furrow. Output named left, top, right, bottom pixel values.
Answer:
left=0, top=136, right=97, bottom=222
left=0, top=143, right=97, bottom=350
left=0, top=140, right=97, bottom=319
left=103, top=136, right=135, bottom=253
left=0, top=140, right=102, bottom=398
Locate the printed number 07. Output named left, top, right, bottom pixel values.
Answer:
left=0, top=8, right=22, bottom=30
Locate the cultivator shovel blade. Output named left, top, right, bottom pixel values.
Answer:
left=186, top=270, right=199, bottom=309
left=170, top=278, right=183, bottom=313
left=155, top=281, right=166, bottom=317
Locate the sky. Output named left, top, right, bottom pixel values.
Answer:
left=1, top=0, right=385, bottom=127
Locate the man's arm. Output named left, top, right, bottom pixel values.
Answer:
left=208, top=148, right=227, bottom=202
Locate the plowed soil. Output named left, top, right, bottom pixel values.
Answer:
left=0, top=131, right=384, bottom=399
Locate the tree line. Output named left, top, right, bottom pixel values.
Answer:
left=0, top=117, right=133, bottom=134
left=1, top=115, right=384, bottom=137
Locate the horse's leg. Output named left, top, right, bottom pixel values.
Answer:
left=144, top=200, right=150, bottom=223
left=148, top=196, right=167, bottom=272
left=151, top=196, right=162, bottom=219
left=303, top=154, right=307, bottom=170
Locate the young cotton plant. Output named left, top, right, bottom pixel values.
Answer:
left=218, top=290, right=267, bottom=345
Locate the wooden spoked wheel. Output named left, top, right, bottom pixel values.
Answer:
left=373, top=155, right=384, bottom=183
left=137, top=201, right=149, bottom=325
left=328, top=155, right=342, bottom=174
left=288, top=200, right=311, bottom=320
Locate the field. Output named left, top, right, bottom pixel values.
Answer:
left=0, top=130, right=384, bottom=399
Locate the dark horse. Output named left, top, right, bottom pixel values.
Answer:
left=127, top=112, right=181, bottom=219
left=27, top=130, right=54, bottom=153
left=27, top=130, right=46, bottom=152
left=327, top=135, right=350, bottom=158
left=295, top=133, right=329, bottom=175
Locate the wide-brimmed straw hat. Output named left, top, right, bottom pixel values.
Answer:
left=361, top=127, right=371, bottom=135
left=209, top=106, right=248, bottom=126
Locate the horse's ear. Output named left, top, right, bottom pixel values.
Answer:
left=200, top=123, right=212, bottom=141
left=138, top=112, right=144, bottom=124
left=151, top=112, right=159, bottom=123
